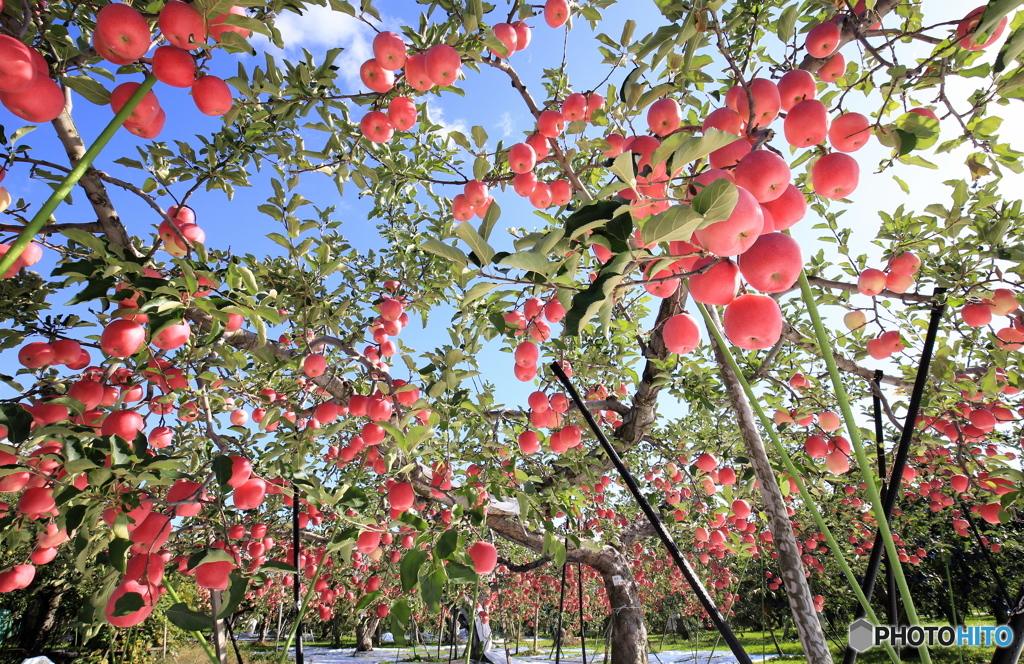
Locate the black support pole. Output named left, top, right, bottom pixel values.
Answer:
left=555, top=552, right=567, bottom=664
left=293, top=486, right=303, bottom=664
left=578, top=562, right=587, bottom=664
left=549, top=362, right=754, bottom=664
left=871, top=370, right=899, bottom=628
left=842, top=288, right=946, bottom=664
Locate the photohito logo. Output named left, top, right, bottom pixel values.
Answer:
left=848, top=618, right=1015, bottom=651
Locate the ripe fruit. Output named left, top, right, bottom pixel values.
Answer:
left=356, top=530, right=381, bottom=554
left=739, top=233, right=803, bottom=293
left=760, top=184, right=807, bottom=230
left=695, top=453, right=718, bottom=472
left=857, top=268, right=887, bottom=296
left=519, top=430, right=540, bottom=454
left=732, top=499, right=751, bottom=519
left=961, top=303, right=992, bottom=328
left=233, top=478, right=267, bottom=510
left=303, top=354, right=327, bottom=378
left=950, top=474, right=969, bottom=493
left=151, top=321, right=190, bottom=350
left=817, top=53, right=846, bottom=83
left=0, top=75, right=64, bottom=123
left=0, top=35, right=37, bottom=93
left=776, top=69, right=816, bottom=112
left=508, top=143, right=537, bottom=173
left=811, top=153, right=859, bottom=199
left=694, top=186, right=764, bottom=256
left=101, top=319, right=146, bottom=357
left=373, top=32, right=407, bottom=70
left=515, top=341, right=539, bottom=367
left=360, top=111, right=394, bottom=143
left=159, top=1, right=207, bottom=50
left=805, top=22, right=841, bottom=58
left=209, top=6, right=252, bottom=43
left=387, top=97, right=417, bottom=131
left=538, top=110, right=566, bottom=138
left=723, top=294, right=783, bottom=350
left=192, top=76, right=232, bottom=116
left=195, top=560, right=235, bottom=590
left=514, top=21, right=533, bottom=50
left=647, top=98, right=681, bottom=136
left=979, top=502, right=1002, bottom=524
left=404, top=54, right=433, bottom=91
left=101, top=410, right=145, bottom=440
left=828, top=112, right=871, bottom=152
left=152, top=46, right=196, bottom=88
left=888, top=251, right=920, bottom=276
left=663, top=313, right=700, bottom=354
left=726, top=78, right=780, bottom=128
left=94, top=4, right=151, bottom=63
left=991, top=288, right=1018, bottom=315
left=468, top=541, right=498, bottom=574
left=149, top=426, right=173, bottom=448
left=805, top=435, right=829, bottom=458
left=425, top=44, right=461, bottom=87
left=388, top=481, right=415, bottom=512
left=360, top=59, right=394, bottom=93
left=492, top=23, right=519, bottom=57
left=688, top=258, right=740, bottom=306
left=784, top=100, right=828, bottom=148
left=818, top=412, right=841, bottom=432
left=18, top=342, right=54, bottom=368
left=544, top=0, right=570, bottom=28
left=734, top=151, right=791, bottom=203
left=106, top=580, right=154, bottom=627
left=956, top=6, right=1008, bottom=51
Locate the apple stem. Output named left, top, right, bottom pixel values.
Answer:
left=793, top=272, right=932, bottom=664
left=0, top=73, right=159, bottom=277
left=696, top=301, right=902, bottom=664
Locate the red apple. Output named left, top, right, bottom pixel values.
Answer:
left=760, top=184, right=807, bottom=230
left=101, top=319, right=146, bottom=357
left=159, top=1, right=207, bottom=50
left=404, top=54, right=433, bottom=91
left=0, top=35, right=37, bottom=93
left=784, top=99, right=828, bottom=148
left=537, top=110, right=565, bottom=138
left=828, top=112, right=871, bottom=152
left=388, top=481, right=415, bottom=512
left=739, top=232, right=803, bottom=292
left=387, top=96, right=417, bottom=131
left=0, top=75, right=64, bottom=123
left=468, top=541, right=498, bottom=574
left=192, top=75, right=232, bottom=116
left=508, top=143, right=537, bottom=173
left=694, top=186, right=764, bottom=256
left=887, top=251, right=920, bottom=276
left=805, top=21, right=840, bottom=58
left=663, top=314, right=700, bottom=354
left=811, top=152, right=859, bottom=199
left=233, top=478, right=267, bottom=510
left=703, top=107, right=744, bottom=135
left=688, top=257, right=740, bottom=305
left=723, top=294, right=783, bottom=350
left=101, top=409, right=145, bottom=440
left=360, top=111, right=394, bottom=143
left=94, top=3, right=151, bottom=63
left=359, top=58, right=394, bottom=93
left=209, top=6, right=252, bottom=43
left=425, top=44, right=461, bottom=87
left=776, top=69, right=817, bottom=111
left=373, top=31, right=407, bottom=70
left=956, top=6, right=1008, bottom=51
left=857, top=268, right=886, bottom=296
left=492, top=23, right=518, bottom=58
left=544, top=0, right=570, bottom=28
left=734, top=150, right=791, bottom=203
left=726, top=78, right=780, bottom=128
left=647, top=98, right=681, bottom=136
left=817, top=53, right=846, bottom=83
left=18, top=342, right=54, bottom=369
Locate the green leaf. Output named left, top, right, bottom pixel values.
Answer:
left=354, top=590, right=382, bottom=613
left=420, top=565, right=446, bottom=612
left=565, top=200, right=621, bottom=239
left=420, top=239, right=469, bottom=267
left=671, top=130, right=744, bottom=167
left=497, top=251, right=552, bottom=276
left=212, top=455, right=234, bottom=488
left=261, top=560, right=298, bottom=573
left=463, top=281, right=497, bottom=305
left=471, top=125, right=488, bottom=147
left=445, top=561, right=478, bottom=583
left=977, top=0, right=1021, bottom=45
left=454, top=222, right=495, bottom=265
left=167, top=603, right=213, bottom=632
left=400, top=549, right=427, bottom=592
left=563, top=253, right=631, bottom=336
left=690, top=178, right=738, bottom=224
left=112, top=591, right=145, bottom=617
left=0, top=403, right=33, bottom=444
left=609, top=152, right=636, bottom=189
left=996, top=22, right=1024, bottom=71
left=216, top=570, right=248, bottom=619
left=391, top=598, right=411, bottom=646
left=776, top=4, right=798, bottom=42
left=479, top=199, right=500, bottom=241
left=62, top=75, right=111, bottom=105
left=640, top=204, right=704, bottom=246
left=435, top=528, right=459, bottom=560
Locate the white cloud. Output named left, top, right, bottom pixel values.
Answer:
left=256, top=6, right=375, bottom=88
left=497, top=111, right=514, bottom=138
left=425, top=101, right=468, bottom=137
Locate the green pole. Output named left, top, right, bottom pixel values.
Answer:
left=696, top=302, right=901, bottom=664
left=794, top=271, right=931, bottom=664
left=0, top=74, right=158, bottom=276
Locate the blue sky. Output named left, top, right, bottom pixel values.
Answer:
left=3, top=0, right=1022, bottom=421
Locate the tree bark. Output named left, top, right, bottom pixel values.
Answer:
left=598, top=548, right=649, bottom=664
left=18, top=587, right=64, bottom=651
left=355, top=617, right=379, bottom=651
left=709, top=311, right=834, bottom=664
left=991, top=592, right=1024, bottom=664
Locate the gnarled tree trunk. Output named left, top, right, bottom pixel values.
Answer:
left=355, top=616, right=379, bottom=651
left=597, top=547, right=648, bottom=664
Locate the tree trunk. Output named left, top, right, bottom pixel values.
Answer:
left=597, top=547, right=648, bottom=664
left=991, top=599, right=1024, bottom=664
left=355, top=617, right=379, bottom=651
left=18, top=587, right=64, bottom=651
left=710, top=317, right=834, bottom=664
